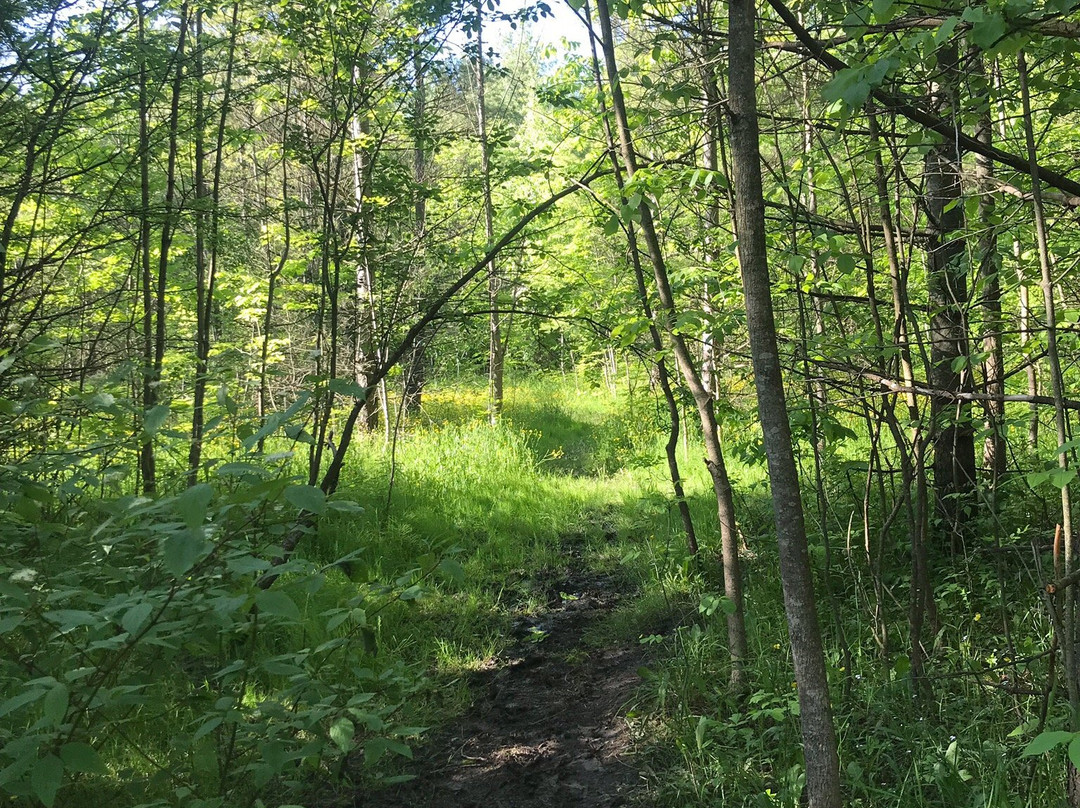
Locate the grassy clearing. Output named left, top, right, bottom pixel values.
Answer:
left=8, top=373, right=1061, bottom=807
left=306, top=377, right=702, bottom=741
left=334, top=375, right=1066, bottom=808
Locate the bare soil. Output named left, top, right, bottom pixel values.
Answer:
left=354, top=570, right=649, bottom=808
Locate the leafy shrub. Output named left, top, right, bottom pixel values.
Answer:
left=0, top=459, right=421, bottom=807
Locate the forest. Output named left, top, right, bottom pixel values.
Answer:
left=3, top=0, right=1080, bottom=805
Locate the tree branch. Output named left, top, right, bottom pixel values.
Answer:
left=764, top=0, right=1080, bottom=199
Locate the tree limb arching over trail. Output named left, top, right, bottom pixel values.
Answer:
left=260, top=165, right=610, bottom=586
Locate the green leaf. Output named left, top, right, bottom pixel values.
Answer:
left=192, top=716, right=223, bottom=741
left=695, top=714, right=709, bottom=750
left=176, top=483, right=213, bottom=529
left=821, top=58, right=897, bottom=110
left=42, top=683, right=68, bottom=726
left=934, top=15, right=961, bottom=46
left=121, top=602, right=153, bottom=635
left=970, top=9, right=1006, bottom=49
left=255, top=590, right=301, bottom=622
left=284, top=484, right=325, bottom=515
left=59, top=743, right=107, bottom=775
left=872, top=0, right=895, bottom=22
left=893, top=654, right=910, bottom=678
left=836, top=254, right=858, bottom=274
left=438, top=558, right=466, bottom=584
left=1021, top=730, right=1074, bottom=756
left=822, top=70, right=871, bottom=108
left=1057, top=437, right=1080, bottom=456
left=327, top=378, right=368, bottom=398
left=1050, top=468, right=1078, bottom=489
left=218, top=461, right=268, bottom=477
left=330, top=717, right=355, bottom=752
left=399, top=584, right=424, bottom=601
left=325, top=499, right=364, bottom=514
left=1068, top=735, right=1080, bottom=769
left=0, top=688, right=46, bottom=718
left=364, top=737, right=412, bottom=766
left=216, top=383, right=238, bottom=415
left=163, top=530, right=202, bottom=577
left=1027, top=469, right=1052, bottom=488
left=142, top=404, right=170, bottom=436
left=261, top=740, right=286, bottom=772
left=31, top=754, right=63, bottom=807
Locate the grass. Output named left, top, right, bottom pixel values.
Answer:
left=326, top=375, right=1064, bottom=807
left=396, top=377, right=1064, bottom=808
left=7, top=371, right=1066, bottom=807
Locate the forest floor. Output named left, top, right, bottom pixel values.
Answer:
left=354, top=564, right=650, bottom=808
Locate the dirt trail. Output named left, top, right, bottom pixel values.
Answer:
left=356, top=570, right=648, bottom=808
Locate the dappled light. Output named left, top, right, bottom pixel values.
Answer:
left=2, top=0, right=1080, bottom=805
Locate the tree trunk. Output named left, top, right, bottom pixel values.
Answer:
left=352, top=63, right=384, bottom=432
left=924, top=42, right=976, bottom=550
left=727, top=0, right=841, bottom=803
left=584, top=0, right=698, bottom=558
left=870, top=110, right=935, bottom=693
left=594, top=0, right=747, bottom=687
left=1019, top=50, right=1079, bottom=804
left=972, top=53, right=1005, bottom=482
left=188, top=9, right=208, bottom=486
left=136, top=0, right=155, bottom=493
left=696, top=0, right=722, bottom=399
left=145, top=2, right=189, bottom=494
left=475, top=3, right=504, bottom=425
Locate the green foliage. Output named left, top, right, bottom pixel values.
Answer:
left=0, top=435, right=428, bottom=807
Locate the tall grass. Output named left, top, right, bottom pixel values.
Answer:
left=315, top=374, right=1060, bottom=807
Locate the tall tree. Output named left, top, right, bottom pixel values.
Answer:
left=923, top=40, right=976, bottom=549
left=728, top=0, right=841, bottom=803
left=593, top=0, right=747, bottom=686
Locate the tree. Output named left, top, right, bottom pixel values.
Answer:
left=593, top=0, right=747, bottom=686
left=728, top=0, right=841, bottom=803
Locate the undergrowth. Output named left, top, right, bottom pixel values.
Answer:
left=0, top=373, right=1068, bottom=807
left=323, top=376, right=1073, bottom=808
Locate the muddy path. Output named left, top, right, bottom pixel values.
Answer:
left=355, top=570, right=649, bottom=808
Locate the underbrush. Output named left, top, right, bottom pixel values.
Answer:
left=2, top=372, right=1067, bottom=808
left=623, top=453, right=1066, bottom=807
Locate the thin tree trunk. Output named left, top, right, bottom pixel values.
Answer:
left=188, top=8, right=208, bottom=485
left=728, top=0, right=841, bottom=802
left=258, top=73, right=292, bottom=449
left=146, top=2, right=190, bottom=494
left=583, top=0, right=698, bottom=557
left=696, top=0, right=722, bottom=399
left=188, top=2, right=239, bottom=484
left=475, top=4, right=504, bottom=424
left=352, top=63, right=384, bottom=431
left=870, top=110, right=934, bottom=692
left=972, top=53, right=1005, bottom=481
left=994, top=64, right=1039, bottom=449
left=136, top=0, right=155, bottom=493
left=594, top=0, right=746, bottom=688
left=1019, top=50, right=1079, bottom=805
left=403, top=48, right=429, bottom=416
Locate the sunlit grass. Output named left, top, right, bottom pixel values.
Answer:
left=294, top=374, right=1063, bottom=807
